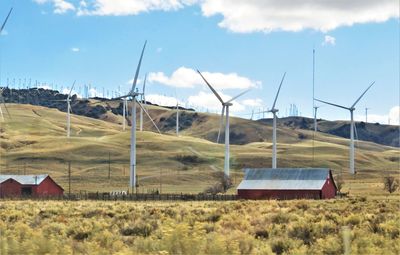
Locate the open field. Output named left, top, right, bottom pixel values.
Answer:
left=0, top=104, right=399, bottom=196
left=1, top=198, right=399, bottom=255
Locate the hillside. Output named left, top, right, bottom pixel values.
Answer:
left=0, top=104, right=398, bottom=196
left=1, top=87, right=398, bottom=147
left=259, top=117, right=399, bottom=148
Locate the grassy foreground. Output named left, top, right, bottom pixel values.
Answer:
left=1, top=199, right=399, bottom=255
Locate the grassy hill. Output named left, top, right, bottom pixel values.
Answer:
left=0, top=104, right=398, bottom=196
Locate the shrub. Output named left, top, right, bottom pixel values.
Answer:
left=121, top=222, right=154, bottom=237
left=289, top=221, right=315, bottom=245
left=383, top=176, right=399, bottom=193
left=270, top=238, right=292, bottom=255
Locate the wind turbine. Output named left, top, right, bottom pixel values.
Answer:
left=262, top=73, right=286, bottom=169
left=114, top=41, right=161, bottom=191
left=315, top=81, right=375, bottom=174
left=139, top=74, right=147, bottom=131
left=197, top=70, right=250, bottom=177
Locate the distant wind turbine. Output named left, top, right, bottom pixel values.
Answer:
left=197, top=70, right=250, bottom=177
left=113, top=41, right=161, bottom=191
left=315, top=81, right=375, bottom=174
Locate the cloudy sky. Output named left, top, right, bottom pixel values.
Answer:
left=0, top=0, right=399, bottom=124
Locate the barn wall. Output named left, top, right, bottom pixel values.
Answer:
left=36, top=177, right=64, bottom=197
left=237, top=189, right=321, bottom=200
left=0, top=179, right=22, bottom=197
left=321, top=178, right=336, bottom=199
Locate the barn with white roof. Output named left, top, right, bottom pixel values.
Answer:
left=237, top=168, right=337, bottom=199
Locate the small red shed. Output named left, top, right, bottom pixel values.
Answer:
left=237, top=168, right=337, bottom=200
left=0, top=174, right=64, bottom=198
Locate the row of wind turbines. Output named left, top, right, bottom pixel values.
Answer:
left=1, top=7, right=376, bottom=191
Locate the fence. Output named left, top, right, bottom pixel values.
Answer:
left=66, top=192, right=238, bottom=201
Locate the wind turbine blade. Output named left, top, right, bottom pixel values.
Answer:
left=226, top=89, right=251, bottom=103
left=142, top=73, right=147, bottom=102
left=68, top=80, right=76, bottom=98
left=351, top=81, right=375, bottom=108
left=136, top=99, right=161, bottom=134
left=0, top=8, right=12, bottom=34
left=131, top=41, right=147, bottom=94
left=113, top=94, right=130, bottom=100
left=217, top=105, right=225, bottom=143
left=314, top=98, right=350, bottom=110
left=272, top=72, right=286, bottom=109
left=197, top=70, right=224, bottom=104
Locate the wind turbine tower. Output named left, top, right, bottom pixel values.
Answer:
left=114, top=41, right=160, bottom=191
left=315, top=82, right=374, bottom=174
left=267, top=73, right=286, bottom=169
left=197, top=70, right=250, bottom=177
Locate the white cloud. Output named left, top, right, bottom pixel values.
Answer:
left=146, top=94, right=182, bottom=107
left=71, top=47, right=80, bottom=52
left=148, top=66, right=260, bottom=90
left=53, top=0, right=75, bottom=14
left=323, top=35, right=336, bottom=46
left=34, top=0, right=75, bottom=14
left=200, top=0, right=398, bottom=33
left=242, top=98, right=263, bottom=107
left=188, top=91, right=246, bottom=113
left=76, top=0, right=194, bottom=16
left=34, top=0, right=398, bottom=33
left=355, top=106, right=400, bottom=125
left=156, top=47, right=163, bottom=53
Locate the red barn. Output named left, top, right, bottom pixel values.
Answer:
left=237, top=168, right=337, bottom=200
left=0, top=174, right=64, bottom=198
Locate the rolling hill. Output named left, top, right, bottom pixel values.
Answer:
left=2, top=87, right=398, bottom=147
left=0, top=103, right=398, bottom=197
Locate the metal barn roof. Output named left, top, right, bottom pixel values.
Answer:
left=0, top=174, right=49, bottom=185
left=237, top=168, right=330, bottom=190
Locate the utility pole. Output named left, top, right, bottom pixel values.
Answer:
left=159, top=168, right=162, bottom=194
left=108, top=152, right=111, bottom=179
left=68, top=162, right=71, bottom=197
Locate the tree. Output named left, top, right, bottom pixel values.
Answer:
left=383, top=176, right=399, bottom=193
left=336, top=175, right=344, bottom=193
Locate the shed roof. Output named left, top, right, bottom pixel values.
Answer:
left=0, top=174, right=49, bottom=185
left=237, top=168, right=331, bottom=190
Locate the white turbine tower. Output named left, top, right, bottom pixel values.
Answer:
left=315, top=81, right=374, bottom=174
left=264, top=72, right=286, bottom=169
left=114, top=41, right=160, bottom=191
left=197, top=70, right=250, bottom=177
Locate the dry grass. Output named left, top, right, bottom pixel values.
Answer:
left=0, top=198, right=399, bottom=255
left=0, top=104, right=399, bottom=196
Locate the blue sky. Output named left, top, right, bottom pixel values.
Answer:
left=0, top=0, right=399, bottom=124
